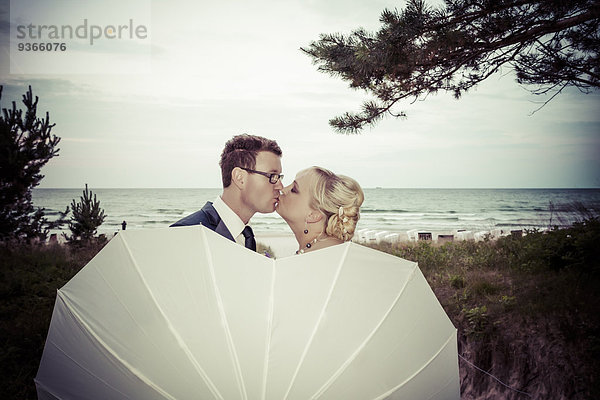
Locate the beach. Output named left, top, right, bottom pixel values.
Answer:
left=255, top=226, right=526, bottom=258
left=255, top=232, right=297, bottom=257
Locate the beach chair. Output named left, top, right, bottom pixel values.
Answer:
left=436, top=234, right=454, bottom=244
left=418, top=232, right=432, bottom=241
left=406, top=229, right=419, bottom=241
left=456, top=231, right=474, bottom=241
left=474, top=231, right=490, bottom=241
left=374, top=231, right=390, bottom=244
left=384, top=233, right=400, bottom=244
left=355, top=229, right=370, bottom=242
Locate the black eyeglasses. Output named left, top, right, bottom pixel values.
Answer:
left=239, top=167, right=284, bottom=184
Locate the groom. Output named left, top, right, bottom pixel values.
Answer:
left=170, top=134, right=283, bottom=252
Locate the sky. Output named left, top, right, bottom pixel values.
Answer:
left=1, top=0, right=599, bottom=189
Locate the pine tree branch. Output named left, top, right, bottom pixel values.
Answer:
left=303, top=0, right=600, bottom=133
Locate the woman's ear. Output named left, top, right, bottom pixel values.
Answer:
left=306, top=210, right=323, bottom=223
left=231, top=167, right=246, bottom=189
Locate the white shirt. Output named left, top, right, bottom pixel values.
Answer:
left=212, top=196, right=248, bottom=246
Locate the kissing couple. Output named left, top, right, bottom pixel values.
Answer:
left=171, top=134, right=364, bottom=256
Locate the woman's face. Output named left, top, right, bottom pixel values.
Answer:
left=276, top=169, right=316, bottom=226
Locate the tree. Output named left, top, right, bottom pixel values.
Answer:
left=66, top=184, right=106, bottom=244
left=0, top=85, right=68, bottom=241
left=302, top=0, right=600, bottom=133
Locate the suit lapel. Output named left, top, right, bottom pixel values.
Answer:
left=201, top=202, right=235, bottom=242
left=215, top=220, right=235, bottom=241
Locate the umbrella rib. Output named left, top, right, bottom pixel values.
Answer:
left=309, top=261, right=419, bottom=399
left=201, top=228, right=248, bottom=400
left=260, top=257, right=277, bottom=400
left=39, top=296, right=134, bottom=399
left=282, top=243, right=351, bottom=400
left=421, top=372, right=459, bottom=400
left=57, top=290, right=176, bottom=399
left=87, top=253, right=186, bottom=383
left=120, top=233, right=225, bottom=399
left=371, top=331, right=458, bottom=400
left=42, top=338, right=133, bottom=399
left=34, top=378, right=79, bottom=400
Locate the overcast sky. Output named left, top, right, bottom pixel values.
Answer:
left=1, top=0, right=599, bottom=189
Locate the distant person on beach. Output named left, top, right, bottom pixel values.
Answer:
left=276, top=166, right=363, bottom=254
left=170, top=134, right=283, bottom=252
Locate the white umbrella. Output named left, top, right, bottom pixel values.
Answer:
left=35, top=226, right=460, bottom=400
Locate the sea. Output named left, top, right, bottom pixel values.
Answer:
left=32, top=188, right=600, bottom=238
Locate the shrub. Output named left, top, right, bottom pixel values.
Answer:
left=463, top=305, right=491, bottom=338
left=65, top=184, right=106, bottom=244
left=0, top=85, right=68, bottom=242
left=498, top=217, right=600, bottom=273
left=449, top=273, right=465, bottom=289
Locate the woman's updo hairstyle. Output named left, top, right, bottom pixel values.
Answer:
left=307, top=166, right=364, bottom=242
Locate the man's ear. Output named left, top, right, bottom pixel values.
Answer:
left=306, top=210, right=323, bottom=223
left=231, top=167, right=246, bottom=189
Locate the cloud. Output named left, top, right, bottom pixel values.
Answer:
left=0, top=1, right=9, bottom=36
left=2, top=0, right=598, bottom=188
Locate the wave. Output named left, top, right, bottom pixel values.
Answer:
left=362, top=209, right=471, bottom=215
left=33, top=188, right=600, bottom=234
left=361, top=208, right=412, bottom=213
left=423, top=217, right=460, bottom=221
left=494, top=206, right=560, bottom=212
left=460, top=216, right=496, bottom=222
left=153, top=208, right=187, bottom=214
left=143, top=220, right=176, bottom=225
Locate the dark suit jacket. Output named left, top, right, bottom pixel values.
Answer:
left=170, top=201, right=235, bottom=242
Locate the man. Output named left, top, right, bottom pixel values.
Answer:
left=171, top=134, right=283, bottom=252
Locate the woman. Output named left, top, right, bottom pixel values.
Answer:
left=276, top=166, right=364, bottom=254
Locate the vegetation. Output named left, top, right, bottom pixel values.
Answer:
left=64, top=184, right=106, bottom=244
left=257, top=242, right=276, bottom=259
left=302, top=0, right=600, bottom=133
left=0, top=85, right=68, bottom=241
left=0, top=241, right=106, bottom=400
left=1, top=219, right=598, bottom=398
left=368, top=218, right=600, bottom=399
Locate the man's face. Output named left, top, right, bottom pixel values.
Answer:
left=241, top=151, right=283, bottom=214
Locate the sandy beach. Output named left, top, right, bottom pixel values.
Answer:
left=255, top=227, right=524, bottom=258
left=255, top=233, right=297, bottom=258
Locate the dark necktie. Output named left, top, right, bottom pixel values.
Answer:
left=242, top=226, right=256, bottom=251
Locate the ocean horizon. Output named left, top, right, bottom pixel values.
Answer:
left=33, top=188, right=600, bottom=238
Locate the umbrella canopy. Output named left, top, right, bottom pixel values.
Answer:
left=35, top=226, right=459, bottom=400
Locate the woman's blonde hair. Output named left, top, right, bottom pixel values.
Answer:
left=306, top=166, right=364, bottom=242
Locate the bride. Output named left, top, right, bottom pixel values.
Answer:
left=276, top=166, right=364, bottom=254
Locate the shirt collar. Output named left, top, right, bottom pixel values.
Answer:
left=213, top=195, right=247, bottom=239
